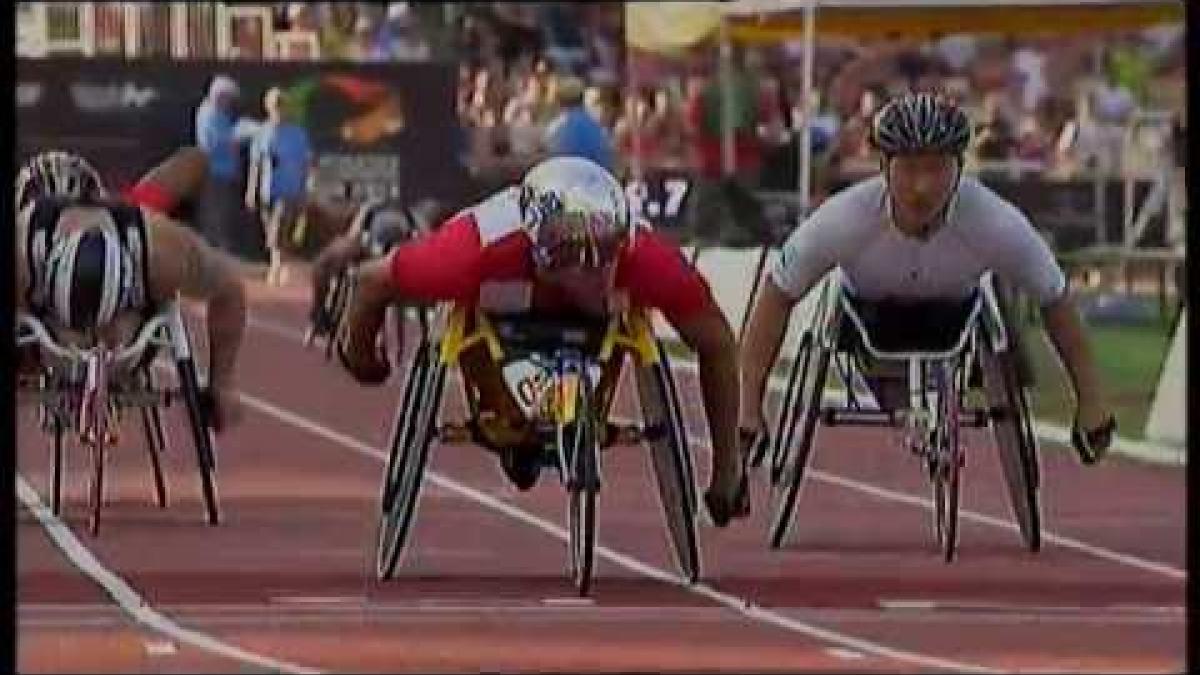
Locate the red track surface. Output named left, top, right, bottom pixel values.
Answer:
left=17, top=279, right=1186, bottom=673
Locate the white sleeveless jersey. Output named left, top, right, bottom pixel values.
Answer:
left=770, top=176, right=1066, bottom=305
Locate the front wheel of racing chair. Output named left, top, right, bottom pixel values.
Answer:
left=376, top=325, right=448, bottom=581
left=564, top=370, right=601, bottom=597
left=136, top=368, right=170, bottom=509
left=634, top=340, right=700, bottom=584
left=927, top=356, right=970, bottom=562
left=165, top=305, right=221, bottom=526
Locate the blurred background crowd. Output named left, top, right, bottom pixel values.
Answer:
left=20, top=2, right=1186, bottom=188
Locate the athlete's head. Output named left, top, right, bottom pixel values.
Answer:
left=519, top=156, right=631, bottom=277
left=870, top=93, right=971, bottom=235
left=16, top=150, right=106, bottom=212
left=41, top=220, right=135, bottom=334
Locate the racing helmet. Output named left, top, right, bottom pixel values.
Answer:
left=41, top=221, right=135, bottom=331
left=16, top=150, right=106, bottom=212
left=870, top=92, right=972, bottom=159
left=518, top=157, right=631, bottom=271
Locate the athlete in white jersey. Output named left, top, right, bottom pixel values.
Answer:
left=739, top=93, right=1116, bottom=464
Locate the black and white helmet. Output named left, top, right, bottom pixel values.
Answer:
left=16, top=150, right=106, bottom=212
left=870, top=93, right=972, bottom=159
left=41, top=220, right=135, bottom=331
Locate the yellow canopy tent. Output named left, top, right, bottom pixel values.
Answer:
left=722, top=0, right=1184, bottom=42
left=626, top=0, right=1182, bottom=201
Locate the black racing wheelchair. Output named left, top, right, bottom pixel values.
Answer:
left=16, top=301, right=221, bottom=535
left=372, top=301, right=700, bottom=596
left=753, top=271, right=1041, bottom=561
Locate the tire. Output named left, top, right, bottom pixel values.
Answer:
left=635, top=355, right=700, bottom=584
left=929, top=362, right=963, bottom=563
left=177, top=357, right=220, bottom=526
left=566, top=376, right=599, bottom=597
left=86, top=411, right=107, bottom=537
left=376, top=350, right=446, bottom=581
left=51, top=414, right=64, bottom=517
left=654, top=341, right=697, bottom=516
left=380, top=340, right=431, bottom=511
left=140, top=407, right=168, bottom=509
left=770, top=331, right=814, bottom=483
left=768, top=338, right=832, bottom=549
left=981, top=343, right=1042, bottom=553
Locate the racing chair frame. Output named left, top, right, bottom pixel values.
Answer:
left=761, top=272, right=1041, bottom=561
left=374, top=302, right=700, bottom=596
left=17, top=300, right=221, bottom=535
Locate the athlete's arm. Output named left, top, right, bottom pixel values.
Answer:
left=621, top=232, right=745, bottom=523
left=14, top=209, right=30, bottom=311
left=338, top=214, right=483, bottom=384
left=144, top=210, right=247, bottom=429
left=987, top=198, right=1113, bottom=453
left=127, top=147, right=209, bottom=215
left=739, top=209, right=838, bottom=432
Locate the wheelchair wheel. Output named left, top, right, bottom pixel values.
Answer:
left=655, top=340, right=697, bottom=516
left=768, top=335, right=832, bottom=549
left=980, top=343, right=1042, bottom=553
left=139, top=408, right=168, bottom=509
left=85, top=403, right=110, bottom=537
left=768, top=331, right=814, bottom=483
left=176, top=356, right=220, bottom=526
left=139, top=371, right=168, bottom=509
left=51, top=413, right=65, bottom=517
left=376, top=342, right=446, bottom=581
left=323, top=273, right=351, bottom=360
left=634, top=348, right=700, bottom=584
left=380, top=339, right=431, bottom=511
left=565, top=375, right=600, bottom=597
left=929, top=362, right=964, bottom=563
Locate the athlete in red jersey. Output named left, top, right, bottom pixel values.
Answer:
left=339, top=157, right=749, bottom=526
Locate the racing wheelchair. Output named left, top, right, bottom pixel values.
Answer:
left=753, top=272, right=1041, bottom=561
left=16, top=300, right=221, bottom=535
left=373, top=301, right=700, bottom=596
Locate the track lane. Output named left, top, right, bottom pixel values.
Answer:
left=16, top=280, right=1185, bottom=672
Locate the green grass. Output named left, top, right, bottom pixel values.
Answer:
left=660, top=311, right=1178, bottom=442
left=1022, top=318, right=1176, bottom=440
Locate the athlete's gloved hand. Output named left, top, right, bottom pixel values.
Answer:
left=704, top=439, right=751, bottom=527
left=1071, top=413, right=1116, bottom=465
left=336, top=263, right=392, bottom=385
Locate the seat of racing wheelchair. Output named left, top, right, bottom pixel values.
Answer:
left=481, top=312, right=610, bottom=355
left=836, top=288, right=982, bottom=358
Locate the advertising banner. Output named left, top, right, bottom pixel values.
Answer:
left=16, top=58, right=470, bottom=206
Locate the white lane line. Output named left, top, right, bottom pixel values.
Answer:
left=16, top=476, right=324, bottom=675
left=248, top=315, right=1187, bottom=581
left=826, top=648, right=865, bottom=660
left=238, top=391, right=998, bottom=674
left=144, top=640, right=178, bottom=657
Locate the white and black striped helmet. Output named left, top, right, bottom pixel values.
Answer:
left=519, top=157, right=632, bottom=271
left=41, top=223, right=134, bottom=331
left=16, top=150, right=106, bottom=212
left=871, top=93, right=972, bottom=159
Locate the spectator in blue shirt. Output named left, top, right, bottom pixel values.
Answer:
left=194, top=75, right=255, bottom=255
left=247, top=87, right=314, bottom=286
left=542, top=76, right=615, bottom=173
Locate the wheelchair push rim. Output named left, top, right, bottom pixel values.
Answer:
left=635, top=351, right=700, bottom=584
left=376, top=342, right=446, bottom=581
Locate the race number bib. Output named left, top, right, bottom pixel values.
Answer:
left=501, top=356, right=602, bottom=421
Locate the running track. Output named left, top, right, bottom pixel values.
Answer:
left=17, top=277, right=1185, bottom=673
